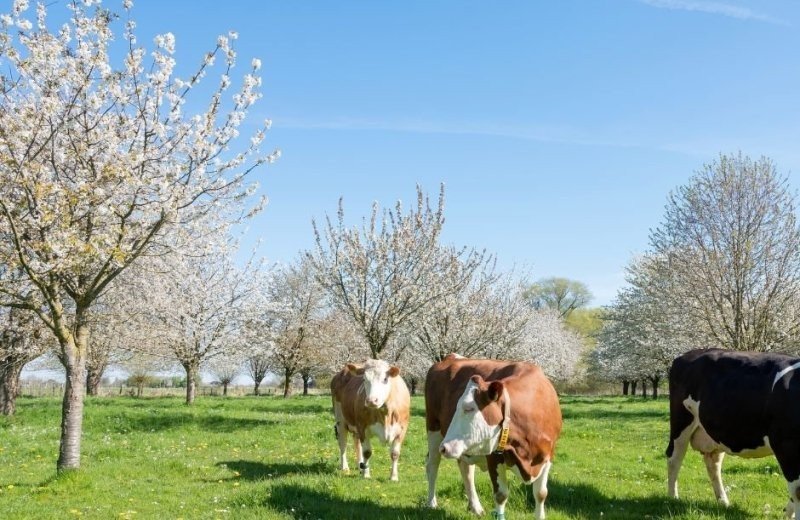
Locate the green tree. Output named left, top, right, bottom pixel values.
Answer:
left=524, top=277, right=593, bottom=318
left=565, top=307, right=604, bottom=346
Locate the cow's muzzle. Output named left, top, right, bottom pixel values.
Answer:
left=439, top=441, right=465, bottom=459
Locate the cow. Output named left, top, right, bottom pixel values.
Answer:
left=667, top=348, right=800, bottom=518
left=425, top=354, right=562, bottom=520
left=330, top=359, right=411, bottom=481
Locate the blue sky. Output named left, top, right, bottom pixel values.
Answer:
left=123, top=0, right=800, bottom=306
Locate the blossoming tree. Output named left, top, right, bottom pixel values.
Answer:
left=266, top=258, right=326, bottom=398
left=0, top=306, right=51, bottom=414
left=0, top=0, right=274, bottom=470
left=310, top=185, right=487, bottom=359
left=132, top=246, right=264, bottom=405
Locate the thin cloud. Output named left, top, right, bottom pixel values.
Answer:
left=275, top=116, right=643, bottom=149
left=274, top=116, right=800, bottom=163
left=636, top=0, right=788, bottom=25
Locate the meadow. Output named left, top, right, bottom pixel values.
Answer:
left=0, top=394, right=789, bottom=519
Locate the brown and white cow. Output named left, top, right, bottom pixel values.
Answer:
left=425, top=354, right=562, bottom=520
left=330, top=359, right=411, bottom=481
left=667, top=348, right=800, bottom=518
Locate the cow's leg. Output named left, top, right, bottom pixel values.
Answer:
left=489, top=462, right=510, bottom=520
left=771, top=441, right=800, bottom=518
left=332, top=401, right=350, bottom=472
left=335, top=422, right=349, bottom=472
left=531, top=460, right=552, bottom=520
left=389, top=431, right=403, bottom=482
left=426, top=430, right=444, bottom=508
left=458, top=459, right=484, bottom=515
left=783, top=477, right=800, bottom=519
left=666, top=400, right=695, bottom=498
left=702, top=451, right=729, bottom=506
left=360, top=436, right=373, bottom=479
left=354, top=434, right=364, bottom=475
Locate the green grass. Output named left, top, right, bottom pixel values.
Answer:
left=0, top=395, right=790, bottom=519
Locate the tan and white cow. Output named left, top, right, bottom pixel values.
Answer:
left=425, top=354, right=562, bottom=520
left=330, top=359, right=411, bottom=481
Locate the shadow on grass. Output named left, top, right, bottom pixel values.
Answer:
left=248, top=397, right=331, bottom=415
left=561, top=407, right=667, bottom=421
left=218, top=460, right=331, bottom=480
left=102, top=411, right=278, bottom=433
left=263, top=483, right=462, bottom=520
left=541, top=480, right=753, bottom=520
left=411, top=406, right=427, bottom=419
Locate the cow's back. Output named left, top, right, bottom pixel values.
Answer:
left=331, top=368, right=364, bottom=428
left=387, top=375, right=411, bottom=426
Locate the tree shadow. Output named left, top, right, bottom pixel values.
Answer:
left=217, top=459, right=331, bottom=481
left=262, top=482, right=463, bottom=520
left=102, top=411, right=278, bottom=433
left=411, top=406, right=427, bottom=419
left=537, top=480, right=753, bottom=519
left=561, top=407, right=667, bottom=421
left=250, top=397, right=331, bottom=415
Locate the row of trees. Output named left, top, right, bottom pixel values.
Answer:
left=594, top=153, right=800, bottom=393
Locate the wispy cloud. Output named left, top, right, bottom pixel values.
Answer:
left=635, top=0, right=788, bottom=25
left=275, top=116, right=643, bottom=149
left=273, top=116, right=800, bottom=167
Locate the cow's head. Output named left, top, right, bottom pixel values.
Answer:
left=440, top=374, right=505, bottom=459
left=347, top=359, right=401, bottom=409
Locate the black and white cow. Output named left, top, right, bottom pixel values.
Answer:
left=667, top=348, right=800, bottom=517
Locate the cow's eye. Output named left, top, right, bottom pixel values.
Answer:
left=383, top=375, right=389, bottom=384
left=463, top=405, right=476, bottom=414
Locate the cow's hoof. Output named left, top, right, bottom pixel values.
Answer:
left=390, top=475, right=399, bottom=482
left=469, top=505, right=485, bottom=516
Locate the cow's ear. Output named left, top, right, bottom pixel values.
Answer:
left=488, top=381, right=504, bottom=402
left=347, top=363, right=365, bottom=375
left=388, top=365, right=400, bottom=378
left=470, top=374, right=484, bottom=385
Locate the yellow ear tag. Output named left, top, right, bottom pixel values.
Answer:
left=495, top=427, right=510, bottom=454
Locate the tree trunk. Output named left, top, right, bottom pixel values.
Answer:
left=622, top=380, right=630, bottom=395
left=283, top=369, right=292, bottom=398
left=222, top=382, right=228, bottom=397
left=57, top=320, right=89, bottom=472
left=409, top=377, right=418, bottom=396
left=631, top=380, right=638, bottom=395
left=650, top=376, right=660, bottom=399
left=253, top=381, right=261, bottom=396
left=0, top=362, right=24, bottom=416
left=184, top=362, right=199, bottom=405
left=86, top=365, right=104, bottom=397
left=641, top=379, right=648, bottom=399
left=302, top=375, right=310, bottom=396
left=136, top=382, right=144, bottom=398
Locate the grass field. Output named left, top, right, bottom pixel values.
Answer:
left=0, top=394, right=789, bottom=519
